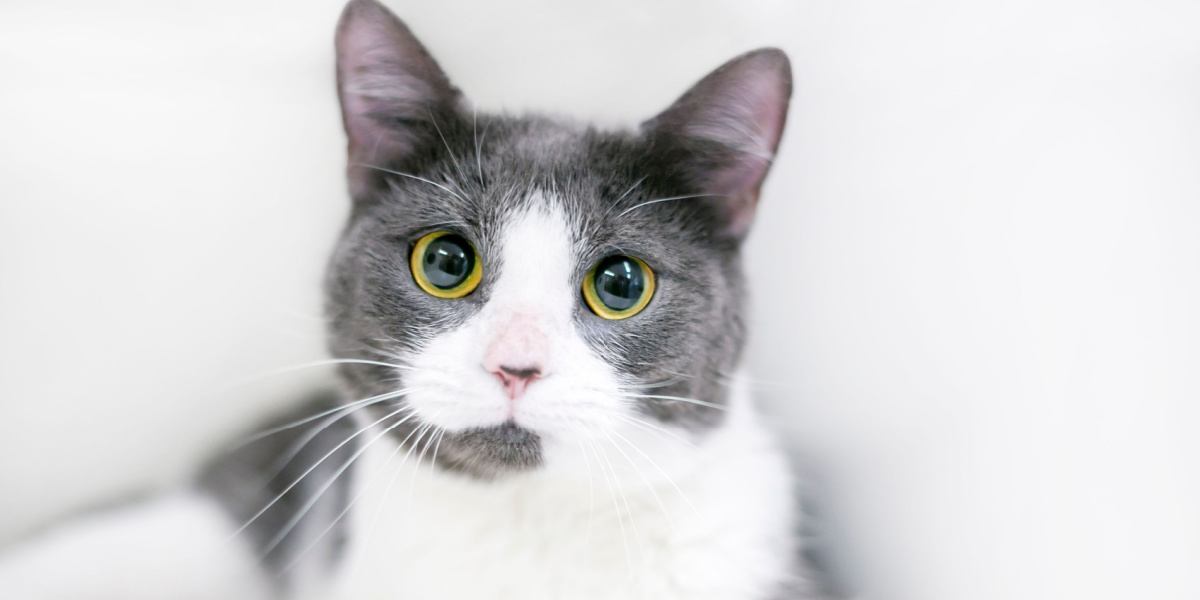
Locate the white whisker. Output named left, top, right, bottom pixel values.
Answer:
left=430, top=110, right=473, bottom=190
left=404, top=420, right=441, bottom=509
left=228, top=404, right=412, bottom=541
left=260, top=408, right=420, bottom=557
left=354, top=163, right=469, bottom=204
left=279, top=422, right=411, bottom=574
left=586, top=436, right=639, bottom=581
left=610, top=428, right=700, bottom=518
left=344, top=413, right=445, bottom=584
left=603, top=430, right=674, bottom=528
left=574, top=437, right=598, bottom=546
left=623, top=393, right=727, bottom=411
left=614, top=414, right=698, bottom=450
left=472, top=108, right=487, bottom=187
left=615, top=176, right=648, bottom=205
left=615, top=193, right=718, bottom=218
left=220, top=358, right=413, bottom=392
left=427, top=429, right=446, bottom=483
left=264, top=405, right=365, bottom=480
left=234, top=387, right=411, bottom=449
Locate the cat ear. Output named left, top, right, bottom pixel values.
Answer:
left=336, top=0, right=462, bottom=198
left=643, top=49, right=792, bottom=240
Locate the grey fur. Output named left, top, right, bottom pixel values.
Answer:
left=199, top=390, right=360, bottom=589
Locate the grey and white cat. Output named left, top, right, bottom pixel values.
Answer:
left=0, top=0, right=820, bottom=597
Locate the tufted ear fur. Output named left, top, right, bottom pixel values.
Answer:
left=643, top=49, right=792, bottom=240
left=335, top=0, right=463, bottom=199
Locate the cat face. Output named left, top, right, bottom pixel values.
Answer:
left=326, top=0, right=791, bottom=479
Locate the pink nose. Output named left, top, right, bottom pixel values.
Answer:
left=483, top=312, right=548, bottom=402
left=491, top=365, right=542, bottom=400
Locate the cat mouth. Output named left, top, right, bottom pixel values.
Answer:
left=434, top=421, right=544, bottom=478
left=463, top=421, right=538, bottom=446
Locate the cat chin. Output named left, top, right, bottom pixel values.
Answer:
left=422, top=422, right=545, bottom=480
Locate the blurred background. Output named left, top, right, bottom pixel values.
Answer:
left=2, top=0, right=1199, bottom=598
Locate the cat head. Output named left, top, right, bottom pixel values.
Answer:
left=326, top=0, right=791, bottom=479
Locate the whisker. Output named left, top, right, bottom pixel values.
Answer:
left=614, top=414, right=698, bottom=450
left=603, top=430, right=674, bottom=528
left=574, top=437, right=598, bottom=546
left=260, top=409, right=419, bottom=557
left=589, top=434, right=644, bottom=580
left=428, top=429, right=446, bottom=479
left=615, top=193, right=719, bottom=218
left=427, top=109, right=473, bottom=190
left=279, top=413, right=438, bottom=574
left=263, top=405, right=366, bottom=481
left=354, top=163, right=469, bottom=204
left=403, top=420, right=440, bottom=508
left=600, top=176, right=649, bottom=222
left=615, top=176, right=648, bottom=205
left=622, top=393, right=727, bottom=412
left=609, top=428, right=700, bottom=518
left=280, top=435, right=405, bottom=573
left=717, top=371, right=799, bottom=392
left=234, top=388, right=411, bottom=449
left=227, top=404, right=412, bottom=541
left=632, top=377, right=690, bottom=390
left=582, top=436, right=634, bottom=578
left=344, top=413, right=445, bottom=582
left=472, top=108, right=488, bottom=187
left=221, top=358, right=413, bottom=391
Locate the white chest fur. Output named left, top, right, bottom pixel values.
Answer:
left=313, top=384, right=798, bottom=600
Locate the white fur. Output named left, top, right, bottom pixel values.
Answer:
left=318, top=377, right=796, bottom=600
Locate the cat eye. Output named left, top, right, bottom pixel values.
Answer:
left=410, top=231, right=483, bottom=298
left=582, top=255, right=656, bottom=320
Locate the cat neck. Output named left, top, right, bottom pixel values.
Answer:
left=310, top=374, right=797, bottom=600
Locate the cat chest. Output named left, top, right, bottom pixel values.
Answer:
left=314, top=442, right=788, bottom=600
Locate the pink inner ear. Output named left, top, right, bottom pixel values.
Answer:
left=338, top=18, right=422, bottom=161
left=685, top=58, right=791, bottom=237
left=335, top=0, right=459, bottom=196
left=706, top=145, right=768, bottom=238
left=708, top=148, right=771, bottom=198
left=341, top=72, right=425, bottom=168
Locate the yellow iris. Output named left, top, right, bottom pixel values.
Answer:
left=582, top=256, right=656, bottom=320
left=410, top=231, right=483, bottom=299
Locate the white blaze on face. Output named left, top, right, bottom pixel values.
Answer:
left=404, top=196, right=628, bottom=454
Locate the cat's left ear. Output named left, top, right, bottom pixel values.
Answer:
left=336, top=0, right=463, bottom=199
left=643, top=49, right=792, bottom=240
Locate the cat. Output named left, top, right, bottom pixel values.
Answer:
left=0, top=0, right=822, bottom=597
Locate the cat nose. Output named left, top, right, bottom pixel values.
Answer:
left=483, top=311, right=549, bottom=402
left=490, top=364, right=542, bottom=400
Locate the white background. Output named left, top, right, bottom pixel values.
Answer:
left=2, top=1, right=1198, bottom=599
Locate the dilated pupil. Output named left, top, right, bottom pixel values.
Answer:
left=422, top=235, right=473, bottom=289
left=594, top=256, right=645, bottom=311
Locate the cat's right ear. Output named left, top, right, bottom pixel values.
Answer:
left=642, top=49, right=792, bottom=241
left=336, top=0, right=462, bottom=199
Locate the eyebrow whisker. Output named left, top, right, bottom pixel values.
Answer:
left=615, top=193, right=720, bottom=218
left=354, top=162, right=469, bottom=204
